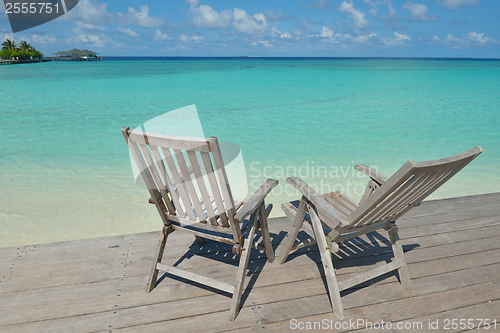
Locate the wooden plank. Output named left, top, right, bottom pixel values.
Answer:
left=83, top=267, right=499, bottom=333
left=3, top=215, right=499, bottom=291
left=0, top=232, right=500, bottom=328
left=398, top=206, right=500, bottom=229
left=1, top=193, right=500, bottom=333
left=3, top=215, right=499, bottom=286
left=3, top=248, right=499, bottom=328
left=356, top=300, right=500, bottom=332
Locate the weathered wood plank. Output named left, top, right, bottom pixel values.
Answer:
left=1, top=194, right=499, bottom=333
left=2, top=218, right=499, bottom=296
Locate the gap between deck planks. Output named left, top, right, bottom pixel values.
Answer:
left=0, top=193, right=499, bottom=332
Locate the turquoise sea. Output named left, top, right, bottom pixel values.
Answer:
left=1, top=58, right=499, bottom=248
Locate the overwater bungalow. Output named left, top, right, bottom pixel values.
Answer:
left=48, top=48, right=104, bottom=61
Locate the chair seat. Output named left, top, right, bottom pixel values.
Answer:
left=282, top=191, right=358, bottom=230
left=320, top=191, right=358, bottom=219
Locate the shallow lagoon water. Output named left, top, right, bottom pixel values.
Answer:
left=1, top=58, right=499, bottom=247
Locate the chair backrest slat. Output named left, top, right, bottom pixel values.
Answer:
left=155, top=147, right=185, bottom=218
left=123, top=127, right=237, bottom=228
left=397, top=162, right=470, bottom=218
left=209, top=139, right=237, bottom=215
left=187, top=150, right=218, bottom=225
left=349, top=147, right=482, bottom=228
left=148, top=144, right=176, bottom=215
left=161, top=146, right=196, bottom=220
left=355, top=171, right=424, bottom=226
left=173, top=148, right=206, bottom=221
left=138, top=143, right=177, bottom=216
left=200, top=151, right=229, bottom=226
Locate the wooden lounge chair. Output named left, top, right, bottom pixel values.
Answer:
left=278, top=147, right=482, bottom=320
left=122, top=127, right=278, bottom=321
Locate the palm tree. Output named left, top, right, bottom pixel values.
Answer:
left=1, top=39, right=18, bottom=51
left=19, top=41, right=34, bottom=52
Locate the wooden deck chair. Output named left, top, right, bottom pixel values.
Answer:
left=278, top=147, right=482, bottom=320
left=122, top=127, right=278, bottom=321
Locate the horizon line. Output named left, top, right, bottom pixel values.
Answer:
left=100, top=56, right=500, bottom=60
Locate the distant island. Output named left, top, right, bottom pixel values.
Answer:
left=46, top=49, right=104, bottom=61
left=0, top=39, right=43, bottom=61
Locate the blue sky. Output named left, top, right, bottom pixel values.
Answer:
left=1, top=0, right=499, bottom=57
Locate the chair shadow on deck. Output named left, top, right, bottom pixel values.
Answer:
left=284, top=228, right=420, bottom=301
left=156, top=229, right=288, bottom=307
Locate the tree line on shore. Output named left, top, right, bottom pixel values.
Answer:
left=1, top=39, right=44, bottom=61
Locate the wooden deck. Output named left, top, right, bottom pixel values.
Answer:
left=1, top=193, right=499, bottom=332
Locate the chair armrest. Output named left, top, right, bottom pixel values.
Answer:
left=286, top=177, right=350, bottom=228
left=354, top=164, right=388, bottom=186
left=234, top=179, right=278, bottom=222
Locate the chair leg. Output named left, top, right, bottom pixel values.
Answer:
left=389, top=227, right=411, bottom=289
left=277, top=199, right=307, bottom=264
left=259, top=202, right=275, bottom=263
left=147, top=225, right=172, bottom=293
left=229, top=211, right=258, bottom=321
left=195, top=236, right=205, bottom=245
left=310, top=208, right=344, bottom=320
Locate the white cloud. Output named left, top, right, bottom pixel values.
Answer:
left=467, top=32, right=498, bottom=45
left=74, top=21, right=106, bottom=31
left=381, top=31, right=411, bottom=45
left=351, top=32, right=377, bottom=43
left=31, top=34, right=56, bottom=44
left=402, top=2, right=438, bottom=21
left=17, top=34, right=56, bottom=45
left=154, top=29, right=171, bottom=41
left=433, top=35, right=441, bottom=42
left=189, top=4, right=232, bottom=29
left=186, top=1, right=268, bottom=34
left=319, top=26, right=334, bottom=38
left=339, top=1, right=371, bottom=30
left=181, top=34, right=204, bottom=43
left=64, top=0, right=113, bottom=25
left=117, top=6, right=164, bottom=28
left=385, top=3, right=398, bottom=21
left=233, top=8, right=268, bottom=34
left=437, top=0, right=479, bottom=10
left=73, top=33, right=113, bottom=48
left=191, top=35, right=204, bottom=43
left=441, top=32, right=499, bottom=47
left=258, top=40, right=273, bottom=47
left=2, top=32, right=15, bottom=41
left=444, top=33, right=462, bottom=43
left=272, top=27, right=292, bottom=38
left=64, top=0, right=163, bottom=28
left=72, top=21, right=107, bottom=39
left=117, top=26, right=140, bottom=38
